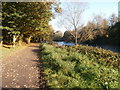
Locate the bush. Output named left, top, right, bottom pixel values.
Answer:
left=72, top=45, right=119, bottom=68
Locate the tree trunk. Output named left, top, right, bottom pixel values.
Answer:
left=18, top=34, right=23, bottom=46
left=0, top=40, right=3, bottom=46
left=0, top=41, right=3, bottom=47
left=27, top=36, right=32, bottom=44
left=13, top=35, right=16, bottom=47
left=75, top=30, right=77, bottom=45
left=18, top=40, right=22, bottom=46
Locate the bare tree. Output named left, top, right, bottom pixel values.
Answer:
left=58, top=2, right=86, bottom=44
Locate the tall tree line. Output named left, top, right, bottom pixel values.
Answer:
left=1, top=2, right=61, bottom=46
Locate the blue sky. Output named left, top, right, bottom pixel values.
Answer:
left=49, top=1, right=119, bottom=33
left=83, top=2, right=118, bottom=23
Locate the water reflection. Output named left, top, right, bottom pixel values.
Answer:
left=56, top=41, right=75, bottom=46
left=56, top=41, right=120, bottom=53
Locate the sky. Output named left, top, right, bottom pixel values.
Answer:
left=49, top=0, right=119, bottom=33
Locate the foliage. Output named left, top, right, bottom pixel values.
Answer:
left=2, top=2, right=61, bottom=45
left=40, top=43, right=119, bottom=88
left=105, top=22, right=120, bottom=45
left=72, top=45, right=119, bottom=68
left=62, top=30, right=75, bottom=42
left=62, top=14, right=119, bottom=46
left=53, top=31, right=63, bottom=41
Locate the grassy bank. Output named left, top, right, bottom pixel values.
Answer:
left=40, top=43, right=119, bottom=89
left=0, top=43, right=28, bottom=59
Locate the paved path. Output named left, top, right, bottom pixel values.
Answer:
left=2, top=44, right=45, bottom=88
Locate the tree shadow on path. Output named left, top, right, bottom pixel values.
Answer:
left=30, top=44, right=47, bottom=89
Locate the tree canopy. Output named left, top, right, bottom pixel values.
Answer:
left=2, top=2, right=61, bottom=45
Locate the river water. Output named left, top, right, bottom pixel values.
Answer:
left=56, top=41, right=120, bottom=53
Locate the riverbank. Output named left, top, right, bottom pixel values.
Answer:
left=39, top=43, right=119, bottom=88
left=55, top=41, right=120, bottom=53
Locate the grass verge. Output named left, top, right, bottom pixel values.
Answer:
left=40, top=43, right=119, bottom=89
left=0, top=43, right=28, bottom=59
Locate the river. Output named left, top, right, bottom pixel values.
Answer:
left=56, top=41, right=120, bottom=53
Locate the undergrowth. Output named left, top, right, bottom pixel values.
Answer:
left=40, top=43, right=119, bottom=89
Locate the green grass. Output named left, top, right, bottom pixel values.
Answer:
left=0, top=44, right=27, bottom=59
left=40, top=43, right=119, bottom=89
